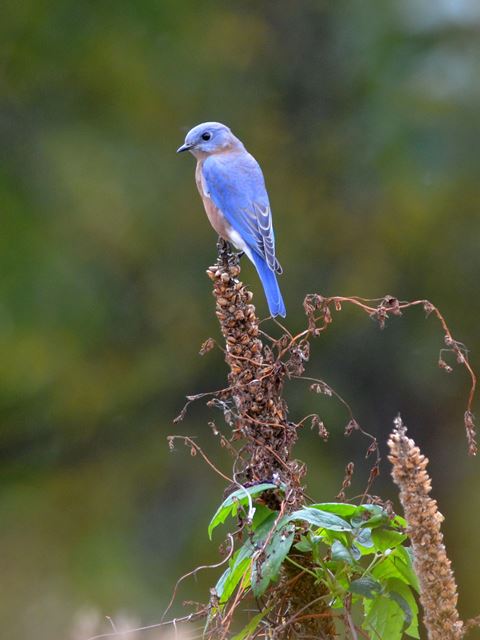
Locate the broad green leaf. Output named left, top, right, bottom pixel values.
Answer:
left=354, top=526, right=374, bottom=551
left=355, top=507, right=407, bottom=531
left=349, top=504, right=382, bottom=528
left=214, top=559, right=251, bottom=604
left=373, top=547, right=419, bottom=593
left=294, top=535, right=312, bottom=552
left=309, top=533, right=326, bottom=564
left=357, top=513, right=390, bottom=529
left=289, top=507, right=352, bottom=532
left=331, top=539, right=360, bottom=564
left=322, top=529, right=351, bottom=547
left=371, top=527, right=407, bottom=552
left=333, top=570, right=350, bottom=592
left=215, top=543, right=253, bottom=603
left=309, top=502, right=358, bottom=517
left=253, top=512, right=287, bottom=542
left=395, top=547, right=420, bottom=593
left=387, top=578, right=419, bottom=638
left=215, top=566, right=231, bottom=601
left=251, top=524, right=295, bottom=597
left=231, top=607, right=272, bottom=640
left=208, top=483, right=278, bottom=539
left=372, top=554, right=402, bottom=584
left=392, top=514, right=408, bottom=528
left=331, top=597, right=345, bottom=609
left=349, top=576, right=382, bottom=599
left=220, top=512, right=286, bottom=603
left=356, top=504, right=384, bottom=516
left=250, top=503, right=275, bottom=533
left=363, top=594, right=404, bottom=640
left=389, top=591, right=412, bottom=628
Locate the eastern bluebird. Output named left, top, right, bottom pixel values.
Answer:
left=177, top=122, right=286, bottom=318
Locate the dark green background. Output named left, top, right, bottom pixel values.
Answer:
left=1, top=1, right=479, bottom=638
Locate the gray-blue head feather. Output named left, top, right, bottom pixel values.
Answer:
left=177, top=122, right=243, bottom=156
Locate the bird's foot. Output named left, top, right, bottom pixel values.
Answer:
left=216, top=237, right=243, bottom=269
left=217, top=237, right=232, bottom=267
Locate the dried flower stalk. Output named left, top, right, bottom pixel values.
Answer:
left=388, top=416, right=463, bottom=639
left=207, top=241, right=303, bottom=499
left=206, top=241, right=335, bottom=639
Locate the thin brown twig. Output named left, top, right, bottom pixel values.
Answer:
left=85, top=612, right=204, bottom=640
left=273, top=594, right=335, bottom=635
left=161, top=533, right=235, bottom=623
left=174, top=387, right=232, bottom=423
left=167, top=436, right=233, bottom=483
left=335, top=296, right=475, bottom=414
left=301, top=294, right=477, bottom=454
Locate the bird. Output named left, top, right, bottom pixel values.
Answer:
left=177, top=122, right=286, bottom=318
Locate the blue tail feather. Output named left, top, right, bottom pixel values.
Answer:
left=251, top=252, right=286, bottom=318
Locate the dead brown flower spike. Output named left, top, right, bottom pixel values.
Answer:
left=388, top=415, right=463, bottom=640
left=204, top=241, right=336, bottom=639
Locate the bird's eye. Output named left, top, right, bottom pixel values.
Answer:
left=201, top=132, right=212, bottom=141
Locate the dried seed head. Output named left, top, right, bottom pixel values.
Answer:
left=388, top=416, right=463, bottom=639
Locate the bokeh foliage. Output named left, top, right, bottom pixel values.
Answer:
left=1, top=1, right=479, bottom=638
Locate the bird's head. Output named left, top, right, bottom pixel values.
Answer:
left=177, top=122, right=242, bottom=157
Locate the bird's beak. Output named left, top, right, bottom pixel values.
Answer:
left=176, top=143, right=192, bottom=153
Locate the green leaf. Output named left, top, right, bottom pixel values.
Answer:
left=289, top=507, right=352, bottom=532
left=387, top=578, right=419, bottom=638
left=389, top=591, right=412, bottom=628
left=215, top=566, right=230, bottom=601
left=309, top=534, right=326, bottom=564
left=208, top=483, right=278, bottom=539
left=250, top=504, right=275, bottom=531
left=354, top=507, right=407, bottom=531
left=395, top=547, right=420, bottom=593
left=358, top=513, right=391, bottom=529
left=392, top=514, right=408, bottom=528
left=356, top=504, right=384, bottom=516
left=373, top=547, right=420, bottom=593
left=352, top=505, right=389, bottom=529
left=354, top=526, right=374, bottom=551
left=322, top=529, right=351, bottom=548
left=215, top=543, right=253, bottom=604
left=372, top=554, right=402, bottom=584
left=214, top=558, right=251, bottom=604
left=218, top=513, right=286, bottom=603
left=309, top=502, right=358, bottom=517
left=231, top=607, right=272, bottom=640
left=253, top=512, right=286, bottom=541
left=371, top=527, right=407, bottom=552
left=349, top=576, right=382, bottom=599
left=331, top=539, right=360, bottom=564
left=215, top=564, right=248, bottom=605
left=251, top=524, right=295, bottom=597
left=294, top=535, right=312, bottom=552
left=363, top=594, right=404, bottom=640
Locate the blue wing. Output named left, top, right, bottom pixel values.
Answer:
left=202, top=152, right=282, bottom=273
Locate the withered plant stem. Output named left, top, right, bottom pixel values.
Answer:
left=207, top=241, right=302, bottom=500
left=206, top=241, right=336, bottom=639
left=388, top=416, right=463, bottom=640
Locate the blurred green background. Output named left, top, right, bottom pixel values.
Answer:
left=1, top=1, right=479, bottom=638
